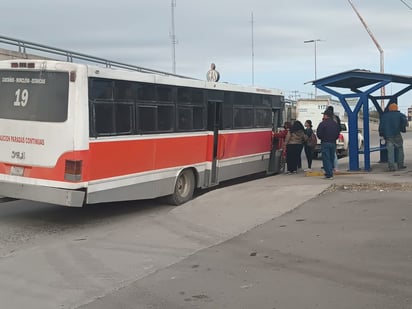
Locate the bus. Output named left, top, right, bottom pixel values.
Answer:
left=0, top=59, right=284, bottom=207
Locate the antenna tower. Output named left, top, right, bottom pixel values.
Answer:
left=170, top=0, right=177, bottom=74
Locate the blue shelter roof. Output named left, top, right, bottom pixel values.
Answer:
left=312, top=69, right=412, bottom=90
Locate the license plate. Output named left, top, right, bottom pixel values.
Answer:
left=10, top=166, right=24, bottom=176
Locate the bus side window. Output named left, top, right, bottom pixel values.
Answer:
left=262, top=95, right=271, bottom=107
left=115, top=103, right=133, bottom=134
left=137, top=83, right=156, bottom=101
left=177, top=87, right=191, bottom=103
left=193, top=106, right=205, bottom=130
left=91, top=100, right=133, bottom=136
left=137, top=104, right=174, bottom=133
left=192, top=88, right=204, bottom=104
left=158, top=105, right=174, bottom=131
left=94, top=103, right=115, bottom=134
left=177, top=107, right=192, bottom=131
left=234, top=92, right=252, bottom=106
left=114, top=81, right=137, bottom=101
left=90, top=79, right=113, bottom=100
left=157, top=85, right=173, bottom=102
left=139, top=105, right=157, bottom=132
left=176, top=106, right=206, bottom=131
left=234, top=107, right=253, bottom=128
left=221, top=105, right=233, bottom=129
left=221, top=92, right=233, bottom=129
left=255, top=108, right=272, bottom=128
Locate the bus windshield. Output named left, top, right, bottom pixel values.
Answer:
left=0, top=70, right=69, bottom=122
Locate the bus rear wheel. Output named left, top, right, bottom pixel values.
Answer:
left=167, top=169, right=195, bottom=205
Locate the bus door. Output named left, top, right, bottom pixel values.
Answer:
left=207, top=100, right=223, bottom=185
left=268, top=108, right=282, bottom=174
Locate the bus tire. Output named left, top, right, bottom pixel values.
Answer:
left=167, top=169, right=195, bottom=205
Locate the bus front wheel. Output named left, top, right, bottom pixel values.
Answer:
left=167, top=169, right=195, bottom=205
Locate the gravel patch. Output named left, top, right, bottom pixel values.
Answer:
left=325, top=182, right=412, bottom=192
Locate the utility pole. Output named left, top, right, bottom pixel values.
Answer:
left=251, top=12, right=255, bottom=86
left=290, top=90, right=300, bottom=103
left=348, top=0, right=385, bottom=108
left=170, top=0, right=177, bottom=74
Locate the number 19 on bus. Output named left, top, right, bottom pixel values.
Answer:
left=14, top=88, right=29, bottom=107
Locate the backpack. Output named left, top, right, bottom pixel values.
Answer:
left=400, top=113, right=407, bottom=133
left=307, top=132, right=318, bottom=147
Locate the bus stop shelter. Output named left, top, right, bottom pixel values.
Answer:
left=311, top=69, right=412, bottom=171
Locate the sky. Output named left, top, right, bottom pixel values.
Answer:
left=2, top=0, right=412, bottom=112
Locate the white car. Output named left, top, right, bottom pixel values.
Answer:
left=336, top=122, right=364, bottom=157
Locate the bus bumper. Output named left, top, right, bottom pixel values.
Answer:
left=0, top=181, right=85, bottom=207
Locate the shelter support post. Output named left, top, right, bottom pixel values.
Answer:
left=346, top=96, right=362, bottom=171
left=362, top=96, right=371, bottom=170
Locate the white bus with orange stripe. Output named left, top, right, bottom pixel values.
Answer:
left=0, top=59, right=284, bottom=207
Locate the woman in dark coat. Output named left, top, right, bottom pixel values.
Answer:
left=284, top=120, right=307, bottom=174
left=303, top=120, right=315, bottom=171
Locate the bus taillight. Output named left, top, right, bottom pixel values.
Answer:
left=65, top=160, right=82, bottom=181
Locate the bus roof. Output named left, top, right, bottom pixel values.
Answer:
left=86, top=63, right=283, bottom=96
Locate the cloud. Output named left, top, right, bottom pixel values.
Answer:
left=1, top=0, right=411, bottom=109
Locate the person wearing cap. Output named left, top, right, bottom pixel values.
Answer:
left=316, top=109, right=340, bottom=179
left=324, top=106, right=341, bottom=127
left=323, top=106, right=341, bottom=171
left=379, top=102, right=408, bottom=172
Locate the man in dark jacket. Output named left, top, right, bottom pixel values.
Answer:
left=379, top=102, right=408, bottom=171
left=316, top=109, right=340, bottom=179
left=324, top=105, right=342, bottom=171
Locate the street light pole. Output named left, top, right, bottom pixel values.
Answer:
left=304, top=39, right=322, bottom=99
